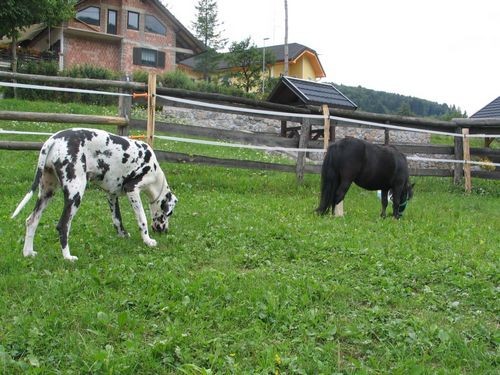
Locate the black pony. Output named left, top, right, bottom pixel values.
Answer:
left=316, top=137, right=414, bottom=218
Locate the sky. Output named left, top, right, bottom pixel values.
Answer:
left=164, top=0, right=500, bottom=116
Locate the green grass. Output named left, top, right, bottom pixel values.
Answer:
left=0, top=99, right=499, bottom=373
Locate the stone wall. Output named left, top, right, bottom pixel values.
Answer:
left=161, top=106, right=455, bottom=170
left=162, top=106, right=430, bottom=142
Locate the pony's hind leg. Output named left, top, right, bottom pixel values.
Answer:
left=333, top=179, right=352, bottom=208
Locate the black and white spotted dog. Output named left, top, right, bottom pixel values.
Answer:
left=11, top=128, right=177, bottom=261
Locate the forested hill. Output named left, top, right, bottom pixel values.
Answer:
left=334, top=83, right=466, bottom=120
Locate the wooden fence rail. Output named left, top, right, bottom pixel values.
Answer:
left=1, top=71, right=499, bottom=186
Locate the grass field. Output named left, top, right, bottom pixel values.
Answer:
left=0, top=100, right=499, bottom=373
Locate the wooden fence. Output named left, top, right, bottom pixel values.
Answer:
left=0, top=71, right=499, bottom=189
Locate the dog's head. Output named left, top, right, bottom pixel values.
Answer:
left=151, top=191, right=178, bottom=233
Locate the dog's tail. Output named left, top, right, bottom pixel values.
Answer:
left=316, top=144, right=338, bottom=215
left=11, top=140, right=52, bottom=219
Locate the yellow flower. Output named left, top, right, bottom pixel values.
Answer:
left=274, top=353, right=282, bottom=365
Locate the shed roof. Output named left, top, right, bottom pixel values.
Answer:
left=267, top=76, right=357, bottom=110
left=470, top=97, right=500, bottom=118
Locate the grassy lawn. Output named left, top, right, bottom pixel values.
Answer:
left=0, top=99, right=499, bottom=373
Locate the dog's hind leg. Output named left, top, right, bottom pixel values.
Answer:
left=56, top=180, right=86, bottom=261
left=107, top=194, right=129, bottom=238
left=22, top=171, right=58, bottom=258
left=23, top=191, right=55, bottom=258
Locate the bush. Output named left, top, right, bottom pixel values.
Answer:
left=5, top=60, right=59, bottom=100
left=60, top=64, right=120, bottom=105
left=7, top=59, right=264, bottom=105
left=132, top=70, right=149, bottom=84
left=159, top=70, right=196, bottom=90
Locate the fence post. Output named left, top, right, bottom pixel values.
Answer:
left=146, top=72, right=156, bottom=147
left=118, top=75, right=132, bottom=136
left=384, top=127, right=390, bottom=145
left=280, top=120, right=287, bottom=137
left=462, top=128, right=472, bottom=193
left=296, top=117, right=311, bottom=183
left=322, top=104, right=330, bottom=149
left=453, top=127, right=463, bottom=185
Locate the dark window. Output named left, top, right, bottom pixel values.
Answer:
left=133, top=48, right=165, bottom=68
left=128, top=11, right=139, bottom=30
left=76, top=6, right=100, bottom=26
left=145, top=15, right=166, bottom=35
left=107, top=10, right=117, bottom=34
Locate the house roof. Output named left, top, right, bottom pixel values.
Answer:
left=267, top=76, right=357, bottom=110
left=148, top=0, right=205, bottom=57
left=179, top=42, right=326, bottom=78
left=0, top=23, right=46, bottom=45
left=470, top=97, right=500, bottom=118
left=264, top=43, right=326, bottom=78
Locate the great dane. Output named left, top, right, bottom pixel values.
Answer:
left=11, top=128, right=177, bottom=261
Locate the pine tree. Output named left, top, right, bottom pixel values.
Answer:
left=191, top=0, right=227, bottom=80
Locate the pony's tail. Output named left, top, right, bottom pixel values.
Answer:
left=316, top=145, right=338, bottom=215
left=11, top=141, right=51, bottom=218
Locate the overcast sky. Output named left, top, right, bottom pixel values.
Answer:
left=165, top=0, right=500, bottom=115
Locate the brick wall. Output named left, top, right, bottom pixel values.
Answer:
left=65, top=37, right=121, bottom=71
left=64, top=0, right=178, bottom=75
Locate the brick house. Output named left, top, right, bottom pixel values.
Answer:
left=14, top=0, right=204, bottom=75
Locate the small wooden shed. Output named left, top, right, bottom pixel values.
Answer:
left=268, top=76, right=357, bottom=142
left=470, top=96, right=500, bottom=148
left=268, top=76, right=357, bottom=110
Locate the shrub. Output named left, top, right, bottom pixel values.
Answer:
left=159, top=69, right=196, bottom=90
left=5, top=60, right=59, bottom=100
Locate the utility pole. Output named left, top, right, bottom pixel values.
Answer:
left=284, top=0, right=289, bottom=76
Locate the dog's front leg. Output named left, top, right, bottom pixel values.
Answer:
left=107, top=194, right=130, bottom=237
left=127, top=190, right=157, bottom=247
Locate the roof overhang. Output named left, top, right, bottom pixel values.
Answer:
left=0, top=23, right=47, bottom=45
left=64, top=27, right=123, bottom=42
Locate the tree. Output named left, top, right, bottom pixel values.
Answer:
left=0, top=0, right=75, bottom=73
left=226, top=37, right=268, bottom=93
left=191, top=0, right=227, bottom=80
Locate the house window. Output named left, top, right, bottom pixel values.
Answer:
left=133, top=48, right=166, bottom=68
left=145, top=15, right=166, bottom=35
left=107, top=10, right=117, bottom=34
left=76, top=6, right=100, bottom=26
left=128, top=11, right=139, bottom=30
